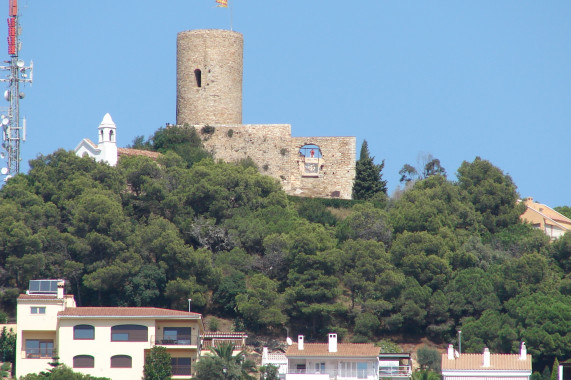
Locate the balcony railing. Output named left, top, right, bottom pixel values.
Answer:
left=171, top=364, right=192, bottom=376
left=151, top=335, right=195, bottom=346
left=202, top=339, right=245, bottom=350
left=379, top=366, right=412, bottom=378
left=24, top=349, right=56, bottom=359
left=287, top=368, right=377, bottom=378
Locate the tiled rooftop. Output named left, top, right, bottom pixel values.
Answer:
left=441, top=353, right=532, bottom=371
left=285, top=343, right=379, bottom=358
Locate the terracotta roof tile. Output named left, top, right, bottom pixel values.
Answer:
left=58, top=307, right=201, bottom=318
left=441, top=354, right=532, bottom=371
left=286, top=343, right=379, bottom=358
left=117, top=148, right=161, bottom=160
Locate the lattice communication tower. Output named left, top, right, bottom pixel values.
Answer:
left=0, top=0, right=33, bottom=180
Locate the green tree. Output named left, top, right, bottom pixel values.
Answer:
left=457, top=157, right=523, bottom=234
left=412, top=369, right=441, bottom=380
left=399, top=153, right=446, bottom=184
left=143, top=346, right=172, bottom=380
left=195, top=342, right=256, bottom=380
left=259, top=364, right=279, bottom=380
left=0, top=327, right=16, bottom=364
left=550, top=358, right=559, bottom=380
left=416, top=345, right=441, bottom=372
left=352, top=140, right=387, bottom=200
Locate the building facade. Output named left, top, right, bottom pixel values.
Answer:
left=284, top=334, right=380, bottom=379
left=16, top=280, right=203, bottom=380
left=441, top=343, right=532, bottom=380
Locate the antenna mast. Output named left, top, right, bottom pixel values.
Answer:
left=0, top=0, right=33, bottom=180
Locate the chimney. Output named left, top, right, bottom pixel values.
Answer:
left=298, top=335, right=304, bottom=351
left=262, top=347, right=268, bottom=361
left=57, top=280, right=65, bottom=299
left=520, top=342, right=527, bottom=360
left=328, top=333, right=337, bottom=353
left=447, top=344, right=454, bottom=360
left=483, top=348, right=490, bottom=367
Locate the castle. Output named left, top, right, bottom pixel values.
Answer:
left=77, top=29, right=356, bottom=199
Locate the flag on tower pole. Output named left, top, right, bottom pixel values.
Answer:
left=216, top=0, right=228, bottom=7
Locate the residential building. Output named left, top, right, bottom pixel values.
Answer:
left=520, top=197, right=571, bottom=239
left=560, top=359, right=571, bottom=380
left=284, top=334, right=380, bottom=379
left=16, top=279, right=203, bottom=380
left=379, top=353, right=412, bottom=379
left=441, top=343, right=532, bottom=380
left=262, top=347, right=288, bottom=377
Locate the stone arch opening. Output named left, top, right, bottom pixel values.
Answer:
left=298, top=144, right=324, bottom=177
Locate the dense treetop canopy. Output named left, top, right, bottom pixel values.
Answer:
left=0, top=129, right=568, bottom=372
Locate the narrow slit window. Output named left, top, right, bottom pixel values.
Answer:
left=194, top=69, right=202, bottom=87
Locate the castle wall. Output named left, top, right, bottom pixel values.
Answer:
left=177, top=30, right=243, bottom=125
left=197, top=124, right=355, bottom=199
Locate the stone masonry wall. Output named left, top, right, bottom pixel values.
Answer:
left=196, top=124, right=355, bottom=199
left=177, top=30, right=243, bottom=125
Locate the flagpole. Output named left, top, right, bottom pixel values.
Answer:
left=229, top=0, right=233, bottom=31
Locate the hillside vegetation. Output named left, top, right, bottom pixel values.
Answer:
left=0, top=128, right=569, bottom=372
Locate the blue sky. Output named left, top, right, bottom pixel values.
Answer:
left=3, top=1, right=570, bottom=206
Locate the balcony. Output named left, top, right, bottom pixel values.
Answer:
left=23, top=348, right=56, bottom=359
left=151, top=335, right=195, bottom=346
left=379, top=366, right=412, bottom=379
left=286, top=368, right=378, bottom=380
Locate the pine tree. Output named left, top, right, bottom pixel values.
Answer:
left=352, top=140, right=387, bottom=200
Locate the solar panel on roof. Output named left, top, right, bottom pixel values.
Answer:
left=28, top=280, right=59, bottom=294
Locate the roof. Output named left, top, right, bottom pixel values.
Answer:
left=441, top=354, right=532, bottom=371
left=18, top=294, right=73, bottom=301
left=58, top=307, right=201, bottom=319
left=202, top=332, right=248, bottom=339
left=117, top=147, right=161, bottom=160
left=285, top=343, right=379, bottom=358
left=521, top=198, right=571, bottom=229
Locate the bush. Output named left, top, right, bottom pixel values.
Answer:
left=417, top=345, right=441, bottom=372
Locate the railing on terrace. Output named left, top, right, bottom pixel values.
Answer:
left=23, top=348, right=56, bottom=359
left=171, top=364, right=192, bottom=376
left=202, top=338, right=246, bottom=350
left=151, top=335, right=194, bottom=346
left=379, top=366, right=412, bottom=378
left=287, top=368, right=377, bottom=378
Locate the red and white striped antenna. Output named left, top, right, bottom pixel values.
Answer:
left=0, top=0, right=33, bottom=179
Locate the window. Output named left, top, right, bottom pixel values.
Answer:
left=25, top=339, right=54, bottom=358
left=315, top=363, right=325, bottom=373
left=111, top=325, right=148, bottom=342
left=162, top=327, right=191, bottom=345
left=73, top=355, right=94, bottom=368
left=31, top=307, right=46, bottom=314
left=74, top=325, right=95, bottom=340
left=194, top=69, right=202, bottom=87
left=111, top=355, right=132, bottom=368
left=357, top=362, right=368, bottom=379
left=171, top=357, right=191, bottom=376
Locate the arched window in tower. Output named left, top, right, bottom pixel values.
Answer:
left=297, top=144, right=324, bottom=177
left=109, top=129, right=114, bottom=142
left=194, top=69, right=202, bottom=87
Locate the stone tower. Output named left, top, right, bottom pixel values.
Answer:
left=176, top=29, right=243, bottom=125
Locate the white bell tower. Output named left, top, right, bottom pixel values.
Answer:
left=98, top=113, right=117, bottom=166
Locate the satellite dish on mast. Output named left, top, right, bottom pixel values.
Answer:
left=1, top=168, right=8, bottom=175
left=286, top=337, right=293, bottom=345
